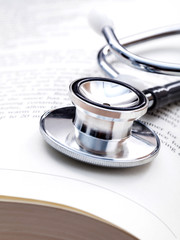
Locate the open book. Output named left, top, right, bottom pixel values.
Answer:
left=0, top=0, right=180, bottom=239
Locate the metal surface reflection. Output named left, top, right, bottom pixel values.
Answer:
left=79, top=80, right=139, bottom=108
left=40, top=106, right=160, bottom=167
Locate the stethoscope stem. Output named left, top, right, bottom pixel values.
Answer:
left=144, top=80, right=180, bottom=110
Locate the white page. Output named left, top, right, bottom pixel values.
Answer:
left=0, top=0, right=180, bottom=239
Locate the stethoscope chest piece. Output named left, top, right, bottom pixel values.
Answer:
left=40, top=78, right=160, bottom=167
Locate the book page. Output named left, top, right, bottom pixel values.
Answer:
left=0, top=0, right=180, bottom=239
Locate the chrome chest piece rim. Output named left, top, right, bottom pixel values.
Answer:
left=40, top=78, right=160, bottom=168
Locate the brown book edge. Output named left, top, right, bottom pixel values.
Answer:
left=0, top=195, right=137, bottom=240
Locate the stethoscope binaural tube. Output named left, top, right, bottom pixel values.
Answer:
left=88, top=10, right=180, bottom=78
left=100, top=25, right=180, bottom=77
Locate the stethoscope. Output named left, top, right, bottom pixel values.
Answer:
left=40, top=12, right=180, bottom=168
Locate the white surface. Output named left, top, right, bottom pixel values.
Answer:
left=0, top=169, right=176, bottom=240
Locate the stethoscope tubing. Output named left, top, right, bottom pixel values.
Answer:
left=143, top=80, right=180, bottom=110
